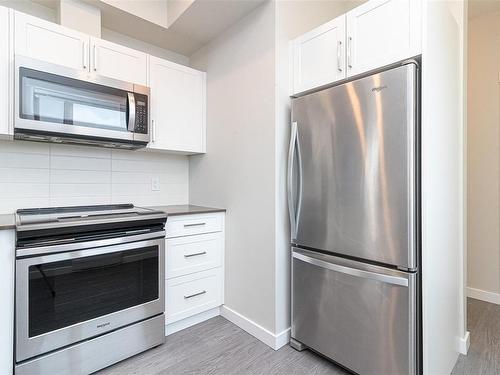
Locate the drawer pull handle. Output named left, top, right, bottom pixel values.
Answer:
left=184, top=222, right=206, bottom=228
left=184, top=251, right=207, bottom=258
left=184, top=290, right=207, bottom=299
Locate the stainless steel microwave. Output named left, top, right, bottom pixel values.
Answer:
left=14, top=55, right=150, bottom=149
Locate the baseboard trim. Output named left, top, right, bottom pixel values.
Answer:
left=456, top=331, right=470, bottom=355
left=166, top=307, right=220, bottom=336
left=220, top=305, right=290, bottom=350
left=467, top=287, right=500, bottom=305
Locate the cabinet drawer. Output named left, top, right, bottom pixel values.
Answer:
left=166, top=268, right=222, bottom=324
left=167, top=233, right=222, bottom=279
left=166, top=213, right=223, bottom=238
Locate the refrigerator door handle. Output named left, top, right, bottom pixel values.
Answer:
left=288, top=121, right=300, bottom=239
left=293, top=251, right=409, bottom=287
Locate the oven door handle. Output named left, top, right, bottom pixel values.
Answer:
left=127, top=92, right=136, bottom=132
left=16, top=235, right=165, bottom=264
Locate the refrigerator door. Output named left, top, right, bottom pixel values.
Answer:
left=290, top=62, right=418, bottom=269
left=291, top=248, right=417, bottom=375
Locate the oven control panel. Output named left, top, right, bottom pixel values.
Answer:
left=134, top=93, right=149, bottom=134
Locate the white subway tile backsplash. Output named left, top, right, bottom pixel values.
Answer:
left=0, top=168, right=49, bottom=183
left=49, top=196, right=112, bottom=207
left=0, top=152, right=50, bottom=169
left=51, top=155, right=112, bottom=171
left=111, top=172, right=187, bottom=185
left=0, top=141, right=189, bottom=214
left=51, top=183, right=111, bottom=197
left=50, top=170, right=111, bottom=184
left=0, top=183, right=49, bottom=198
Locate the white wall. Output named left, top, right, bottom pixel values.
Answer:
left=189, top=1, right=278, bottom=333
left=421, top=0, right=465, bottom=372
left=467, top=9, right=500, bottom=298
left=0, top=0, right=56, bottom=22
left=58, top=0, right=101, bottom=37
left=101, top=0, right=168, bottom=28
left=0, top=141, right=189, bottom=214
left=101, top=27, right=189, bottom=65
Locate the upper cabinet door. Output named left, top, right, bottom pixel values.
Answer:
left=291, top=15, right=346, bottom=95
left=90, top=38, right=148, bottom=85
left=0, top=6, right=10, bottom=137
left=149, top=56, right=206, bottom=154
left=346, top=0, right=421, bottom=77
left=14, top=11, right=89, bottom=71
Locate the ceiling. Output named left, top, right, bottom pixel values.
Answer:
left=95, top=0, right=266, bottom=56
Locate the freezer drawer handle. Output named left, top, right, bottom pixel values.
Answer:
left=293, top=252, right=409, bottom=287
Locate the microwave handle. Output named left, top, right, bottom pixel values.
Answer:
left=127, top=92, right=136, bottom=132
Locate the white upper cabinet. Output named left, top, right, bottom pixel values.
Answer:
left=290, top=0, right=422, bottom=95
left=0, top=6, right=10, bottom=137
left=90, top=38, right=148, bottom=85
left=149, top=56, right=206, bottom=154
left=346, top=0, right=421, bottom=77
left=292, top=15, right=346, bottom=94
left=14, top=11, right=89, bottom=71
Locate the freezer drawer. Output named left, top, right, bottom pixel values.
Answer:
left=292, top=248, right=417, bottom=375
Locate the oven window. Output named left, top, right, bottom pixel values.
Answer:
left=19, top=67, right=128, bottom=132
left=28, top=246, right=158, bottom=338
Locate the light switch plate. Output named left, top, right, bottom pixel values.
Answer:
left=151, top=176, right=160, bottom=191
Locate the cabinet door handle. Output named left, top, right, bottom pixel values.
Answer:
left=347, top=36, right=353, bottom=69
left=184, top=222, right=206, bottom=228
left=151, top=119, right=156, bottom=142
left=82, top=42, right=88, bottom=70
left=93, top=44, right=98, bottom=72
left=337, top=40, right=343, bottom=72
left=184, top=290, right=206, bottom=299
left=184, top=251, right=207, bottom=258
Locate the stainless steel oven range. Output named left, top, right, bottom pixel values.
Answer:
left=14, top=204, right=167, bottom=375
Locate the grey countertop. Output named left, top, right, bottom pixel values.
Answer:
left=149, top=205, right=226, bottom=216
left=0, top=213, right=15, bottom=230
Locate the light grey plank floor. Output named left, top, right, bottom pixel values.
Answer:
left=98, top=298, right=495, bottom=375
left=97, top=316, right=349, bottom=375
left=452, top=298, right=500, bottom=375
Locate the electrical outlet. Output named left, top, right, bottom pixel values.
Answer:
left=151, top=177, right=160, bottom=191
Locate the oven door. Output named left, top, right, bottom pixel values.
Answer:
left=15, top=237, right=164, bottom=362
left=14, top=55, right=150, bottom=145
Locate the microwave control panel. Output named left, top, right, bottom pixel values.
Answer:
left=134, top=94, right=149, bottom=134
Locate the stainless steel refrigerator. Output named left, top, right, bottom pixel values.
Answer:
left=288, top=61, right=420, bottom=375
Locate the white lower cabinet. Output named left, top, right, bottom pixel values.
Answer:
left=165, top=212, right=224, bottom=334
left=166, top=268, right=223, bottom=324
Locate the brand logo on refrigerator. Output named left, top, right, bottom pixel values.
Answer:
left=97, top=322, right=111, bottom=329
left=371, top=85, right=388, bottom=92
